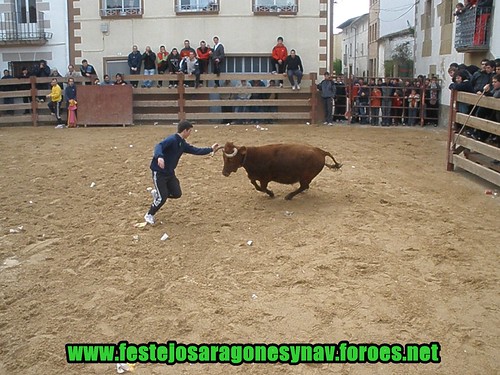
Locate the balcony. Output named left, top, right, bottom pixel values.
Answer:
left=454, top=6, right=492, bottom=52
left=175, top=0, right=219, bottom=14
left=253, top=2, right=298, bottom=15
left=100, top=6, right=143, bottom=17
left=0, top=12, right=52, bottom=45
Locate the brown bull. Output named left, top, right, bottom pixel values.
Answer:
left=214, top=142, right=342, bottom=200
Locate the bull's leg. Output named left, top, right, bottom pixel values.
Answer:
left=285, top=181, right=310, bottom=200
left=250, top=179, right=274, bottom=198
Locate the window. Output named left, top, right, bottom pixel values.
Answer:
left=101, top=0, right=142, bottom=17
left=16, top=0, right=37, bottom=23
left=225, top=56, right=272, bottom=73
left=253, top=0, right=298, bottom=14
left=175, top=0, right=219, bottom=13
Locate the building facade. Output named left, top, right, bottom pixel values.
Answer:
left=0, top=0, right=68, bottom=75
left=67, top=0, right=328, bottom=78
left=338, top=13, right=369, bottom=78
left=368, top=0, right=415, bottom=77
left=414, top=0, right=498, bottom=107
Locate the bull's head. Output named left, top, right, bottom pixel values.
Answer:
left=214, top=142, right=246, bottom=176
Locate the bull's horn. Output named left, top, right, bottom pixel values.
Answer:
left=224, top=148, right=238, bottom=158
left=212, top=145, right=224, bottom=155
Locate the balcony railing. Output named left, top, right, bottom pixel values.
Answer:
left=175, top=1, right=219, bottom=13
left=454, top=6, right=492, bottom=52
left=100, top=6, right=143, bottom=17
left=0, top=11, right=52, bottom=44
left=253, top=4, right=298, bottom=13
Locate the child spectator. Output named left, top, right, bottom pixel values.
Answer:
left=370, top=86, right=382, bottom=126
left=407, top=89, right=420, bottom=126
left=271, top=36, right=287, bottom=87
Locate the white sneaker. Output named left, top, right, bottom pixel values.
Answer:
left=327, top=122, right=333, bottom=126
left=151, top=189, right=159, bottom=202
left=279, top=83, right=283, bottom=88
left=144, top=213, right=155, bottom=225
left=297, top=84, right=301, bottom=90
left=292, top=85, right=296, bottom=90
left=54, top=124, right=65, bottom=129
left=323, top=122, right=328, bottom=125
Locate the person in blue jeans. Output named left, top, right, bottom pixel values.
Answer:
left=284, top=49, right=304, bottom=90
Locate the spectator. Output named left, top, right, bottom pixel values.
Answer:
left=471, top=59, right=493, bottom=94
left=425, top=77, right=440, bottom=126
left=101, top=74, right=113, bottom=85
left=34, top=59, right=50, bottom=102
left=180, top=51, right=201, bottom=88
left=271, top=36, right=287, bottom=87
left=157, top=45, right=169, bottom=87
left=80, top=59, right=97, bottom=85
left=64, top=77, right=77, bottom=101
left=284, top=49, right=304, bottom=90
left=407, top=88, right=420, bottom=126
left=180, top=40, right=196, bottom=59
left=250, top=79, right=266, bottom=123
left=142, top=46, right=156, bottom=88
left=50, top=68, right=64, bottom=90
left=114, top=73, right=127, bottom=85
left=265, top=80, right=278, bottom=124
left=93, top=77, right=101, bottom=85
left=234, top=79, right=251, bottom=124
left=210, top=36, right=225, bottom=87
left=370, top=85, right=382, bottom=126
left=317, top=71, right=336, bottom=125
left=357, top=79, right=370, bottom=124
left=64, top=77, right=77, bottom=115
left=333, top=75, right=346, bottom=123
left=196, top=40, right=211, bottom=86
left=453, top=2, right=465, bottom=16
left=1, top=69, right=15, bottom=115
left=449, top=70, right=474, bottom=114
left=46, top=78, right=64, bottom=127
left=392, top=88, right=404, bottom=125
left=17, top=66, right=32, bottom=114
left=166, top=48, right=182, bottom=88
left=380, top=78, right=393, bottom=126
left=219, top=79, right=233, bottom=124
left=128, top=45, right=142, bottom=88
left=65, top=64, right=81, bottom=79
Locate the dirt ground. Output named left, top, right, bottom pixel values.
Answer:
left=0, top=123, right=498, bottom=375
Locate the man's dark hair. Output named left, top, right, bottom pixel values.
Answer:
left=277, top=36, right=283, bottom=42
left=81, top=59, right=88, bottom=64
left=177, top=120, right=193, bottom=133
left=493, top=73, right=500, bottom=81
left=449, top=62, right=459, bottom=69
left=324, top=71, right=330, bottom=76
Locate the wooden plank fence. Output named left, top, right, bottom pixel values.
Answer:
left=0, top=73, right=319, bottom=126
left=447, top=90, right=500, bottom=186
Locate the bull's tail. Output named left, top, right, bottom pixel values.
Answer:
left=322, top=150, right=342, bottom=170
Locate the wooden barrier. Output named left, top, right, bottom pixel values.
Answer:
left=0, top=73, right=319, bottom=126
left=447, top=90, right=500, bottom=186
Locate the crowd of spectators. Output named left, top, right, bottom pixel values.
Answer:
left=337, top=75, right=441, bottom=127
left=448, top=58, right=500, bottom=145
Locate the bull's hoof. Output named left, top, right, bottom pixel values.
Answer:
left=267, top=192, right=275, bottom=198
left=284, top=194, right=294, bottom=200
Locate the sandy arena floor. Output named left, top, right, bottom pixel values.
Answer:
left=0, top=124, right=498, bottom=375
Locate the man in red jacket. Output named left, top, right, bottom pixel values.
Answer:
left=271, top=36, right=287, bottom=87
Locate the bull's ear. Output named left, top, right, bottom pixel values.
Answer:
left=239, top=146, right=247, bottom=156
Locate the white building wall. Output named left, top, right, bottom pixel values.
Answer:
left=377, top=33, right=414, bottom=76
left=0, top=0, right=68, bottom=73
left=341, top=15, right=369, bottom=77
left=75, top=0, right=324, bottom=76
